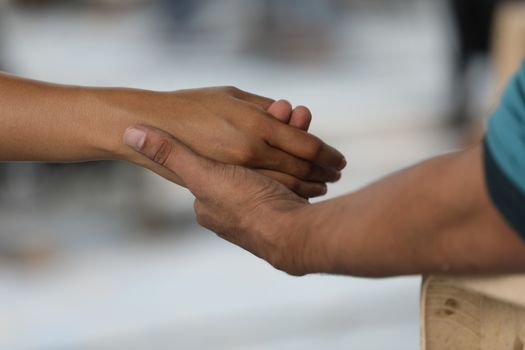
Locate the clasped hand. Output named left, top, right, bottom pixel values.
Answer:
left=123, top=95, right=345, bottom=275
left=119, top=87, right=345, bottom=199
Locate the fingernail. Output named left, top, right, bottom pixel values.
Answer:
left=123, top=127, right=146, bottom=151
left=279, top=99, right=292, bottom=107
left=334, top=171, right=342, bottom=181
left=339, top=157, right=347, bottom=170
left=319, top=184, right=327, bottom=194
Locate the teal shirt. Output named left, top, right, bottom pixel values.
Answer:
left=485, top=62, right=525, bottom=239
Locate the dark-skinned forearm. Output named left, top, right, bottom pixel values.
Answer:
left=297, top=144, right=525, bottom=277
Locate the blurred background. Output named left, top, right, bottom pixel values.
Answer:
left=0, top=0, right=524, bottom=349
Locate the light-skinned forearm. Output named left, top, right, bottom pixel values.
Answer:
left=0, top=72, right=165, bottom=162
left=0, top=72, right=104, bottom=161
left=0, top=72, right=345, bottom=196
left=298, top=144, right=525, bottom=277
left=0, top=72, right=189, bottom=184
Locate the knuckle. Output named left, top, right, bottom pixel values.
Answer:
left=305, top=137, right=323, bottom=160
left=302, top=162, right=315, bottom=178
left=191, top=183, right=208, bottom=201
left=195, top=214, right=209, bottom=229
left=193, top=200, right=204, bottom=216
left=289, top=179, right=302, bottom=193
left=246, top=114, right=264, bottom=129
left=152, top=140, right=173, bottom=166
left=267, top=252, right=285, bottom=271
left=223, top=85, right=241, bottom=96
left=268, top=253, right=305, bottom=276
left=235, top=147, right=257, bottom=164
left=290, top=160, right=312, bottom=180
left=193, top=201, right=203, bottom=218
left=287, top=269, right=307, bottom=277
left=194, top=204, right=211, bottom=228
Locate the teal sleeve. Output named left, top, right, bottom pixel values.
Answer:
left=485, top=62, right=525, bottom=239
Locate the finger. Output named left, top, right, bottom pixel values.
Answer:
left=266, top=122, right=347, bottom=170
left=261, top=147, right=341, bottom=183
left=267, top=99, right=293, bottom=123
left=256, top=169, right=327, bottom=198
left=289, top=105, right=312, bottom=131
left=235, top=89, right=275, bottom=110
left=123, top=125, right=219, bottom=199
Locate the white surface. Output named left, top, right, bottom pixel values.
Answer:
left=1, top=231, right=420, bottom=350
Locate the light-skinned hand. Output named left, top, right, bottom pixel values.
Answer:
left=116, top=87, right=345, bottom=198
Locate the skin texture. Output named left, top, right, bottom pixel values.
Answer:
left=0, top=72, right=345, bottom=198
left=125, top=125, right=525, bottom=277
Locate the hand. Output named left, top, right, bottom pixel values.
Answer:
left=107, top=86, right=345, bottom=198
left=123, top=124, right=330, bottom=276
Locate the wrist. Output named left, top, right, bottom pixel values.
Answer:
left=282, top=203, right=339, bottom=275
left=79, top=86, right=168, bottom=161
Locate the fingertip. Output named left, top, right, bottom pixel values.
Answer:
left=295, top=105, right=312, bottom=117
left=267, top=99, right=293, bottom=123
left=339, top=156, right=347, bottom=170
left=290, top=106, right=312, bottom=131
left=323, top=168, right=341, bottom=183
left=318, top=183, right=327, bottom=195
left=306, top=183, right=327, bottom=198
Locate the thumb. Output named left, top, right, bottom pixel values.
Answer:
left=123, top=125, right=220, bottom=199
